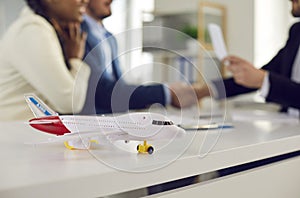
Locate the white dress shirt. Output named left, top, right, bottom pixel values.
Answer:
left=84, top=15, right=115, bottom=80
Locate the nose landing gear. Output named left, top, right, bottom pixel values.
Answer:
left=137, top=140, right=154, bottom=154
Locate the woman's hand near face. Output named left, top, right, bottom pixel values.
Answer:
left=52, top=19, right=87, bottom=60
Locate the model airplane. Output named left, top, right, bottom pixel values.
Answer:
left=25, top=94, right=185, bottom=154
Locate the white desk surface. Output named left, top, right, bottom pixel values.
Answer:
left=1, top=110, right=300, bottom=197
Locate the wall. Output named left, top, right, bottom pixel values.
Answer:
left=220, top=0, right=254, bottom=62
left=0, top=0, right=25, bottom=38
left=254, top=0, right=293, bottom=67
left=155, top=0, right=255, bottom=62
left=156, top=0, right=294, bottom=68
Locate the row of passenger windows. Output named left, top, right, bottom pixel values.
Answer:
left=64, top=120, right=173, bottom=127
left=63, top=122, right=146, bottom=130
left=62, top=120, right=139, bottom=125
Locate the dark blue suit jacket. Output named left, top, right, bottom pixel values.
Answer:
left=81, top=21, right=166, bottom=114
left=214, top=22, right=300, bottom=111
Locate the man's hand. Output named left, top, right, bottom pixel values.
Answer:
left=223, top=55, right=266, bottom=88
left=168, top=82, right=198, bottom=108
left=192, top=83, right=210, bottom=99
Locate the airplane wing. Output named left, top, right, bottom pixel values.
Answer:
left=25, top=130, right=124, bottom=145
left=105, top=133, right=142, bottom=142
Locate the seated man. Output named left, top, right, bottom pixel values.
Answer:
left=194, top=0, right=300, bottom=177
left=81, top=0, right=198, bottom=114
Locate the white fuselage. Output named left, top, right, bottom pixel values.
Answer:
left=59, top=112, right=185, bottom=141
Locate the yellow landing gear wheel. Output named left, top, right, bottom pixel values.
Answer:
left=137, top=140, right=154, bottom=154
left=64, top=141, right=75, bottom=150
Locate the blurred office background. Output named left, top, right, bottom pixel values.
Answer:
left=0, top=0, right=297, bottom=106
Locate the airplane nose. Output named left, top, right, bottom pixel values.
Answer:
left=29, top=116, right=70, bottom=136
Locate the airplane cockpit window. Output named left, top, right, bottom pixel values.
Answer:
left=152, top=120, right=174, bottom=125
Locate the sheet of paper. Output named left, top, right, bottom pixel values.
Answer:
left=208, top=23, right=228, bottom=61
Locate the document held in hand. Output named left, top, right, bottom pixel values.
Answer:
left=208, top=23, right=228, bottom=62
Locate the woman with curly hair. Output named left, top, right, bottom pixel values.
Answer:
left=0, top=0, right=90, bottom=120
